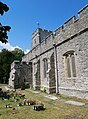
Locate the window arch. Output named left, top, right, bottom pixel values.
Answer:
left=63, top=50, right=77, bottom=78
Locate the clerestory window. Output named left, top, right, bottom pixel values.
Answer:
left=63, top=50, right=77, bottom=78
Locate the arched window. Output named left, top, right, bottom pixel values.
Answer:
left=43, top=58, right=48, bottom=78
left=63, top=50, right=77, bottom=78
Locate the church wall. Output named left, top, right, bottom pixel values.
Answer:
left=31, top=48, right=56, bottom=93
left=56, top=11, right=88, bottom=99
left=21, top=5, right=88, bottom=99
left=39, top=49, right=56, bottom=93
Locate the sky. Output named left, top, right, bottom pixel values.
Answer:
left=0, top=0, right=88, bottom=53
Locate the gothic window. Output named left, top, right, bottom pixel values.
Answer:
left=63, top=50, right=77, bottom=78
left=43, top=58, right=48, bottom=78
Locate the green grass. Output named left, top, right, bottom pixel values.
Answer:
left=0, top=89, right=88, bottom=119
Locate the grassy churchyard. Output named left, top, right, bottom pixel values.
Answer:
left=0, top=85, right=88, bottom=119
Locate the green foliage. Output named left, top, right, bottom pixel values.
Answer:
left=0, top=49, right=14, bottom=83
left=0, top=2, right=24, bottom=83
left=0, top=1, right=9, bottom=15
left=0, top=48, right=24, bottom=83
left=12, top=48, right=24, bottom=61
left=0, top=1, right=11, bottom=43
left=0, top=23, right=11, bottom=43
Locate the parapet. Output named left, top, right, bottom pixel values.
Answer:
left=55, top=26, right=63, bottom=35
left=64, top=16, right=76, bottom=28
left=54, top=16, right=76, bottom=36
left=78, top=4, right=88, bottom=18
left=53, top=5, right=88, bottom=37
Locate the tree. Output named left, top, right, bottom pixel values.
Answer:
left=0, top=49, right=14, bottom=83
left=0, top=1, right=11, bottom=43
left=0, top=48, right=24, bottom=83
left=12, top=48, right=25, bottom=61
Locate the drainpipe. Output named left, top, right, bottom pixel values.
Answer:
left=53, top=41, right=59, bottom=94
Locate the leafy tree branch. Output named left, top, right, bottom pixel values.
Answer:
left=0, top=1, right=11, bottom=43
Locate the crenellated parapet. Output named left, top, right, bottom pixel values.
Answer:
left=54, top=5, right=88, bottom=36
left=78, top=4, right=88, bottom=18
left=64, top=16, right=76, bottom=28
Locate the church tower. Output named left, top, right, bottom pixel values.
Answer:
left=32, top=28, right=52, bottom=48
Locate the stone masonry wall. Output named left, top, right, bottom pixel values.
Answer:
left=56, top=12, right=88, bottom=99
left=49, top=53, right=56, bottom=93
left=9, top=61, right=32, bottom=89
left=21, top=5, right=88, bottom=99
left=34, top=59, right=41, bottom=89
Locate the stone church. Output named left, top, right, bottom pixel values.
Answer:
left=9, top=5, right=88, bottom=99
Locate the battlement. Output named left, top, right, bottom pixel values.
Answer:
left=53, top=5, right=88, bottom=36
left=55, top=26, right=63, bottom=35
left=78, top=4, right=88, bottom=18
left=54, top=16, right=76, bottom=35
left=64, top=16, right=76, bottom=28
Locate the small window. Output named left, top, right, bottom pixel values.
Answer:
left=63, top=50, right=77, bottom=78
